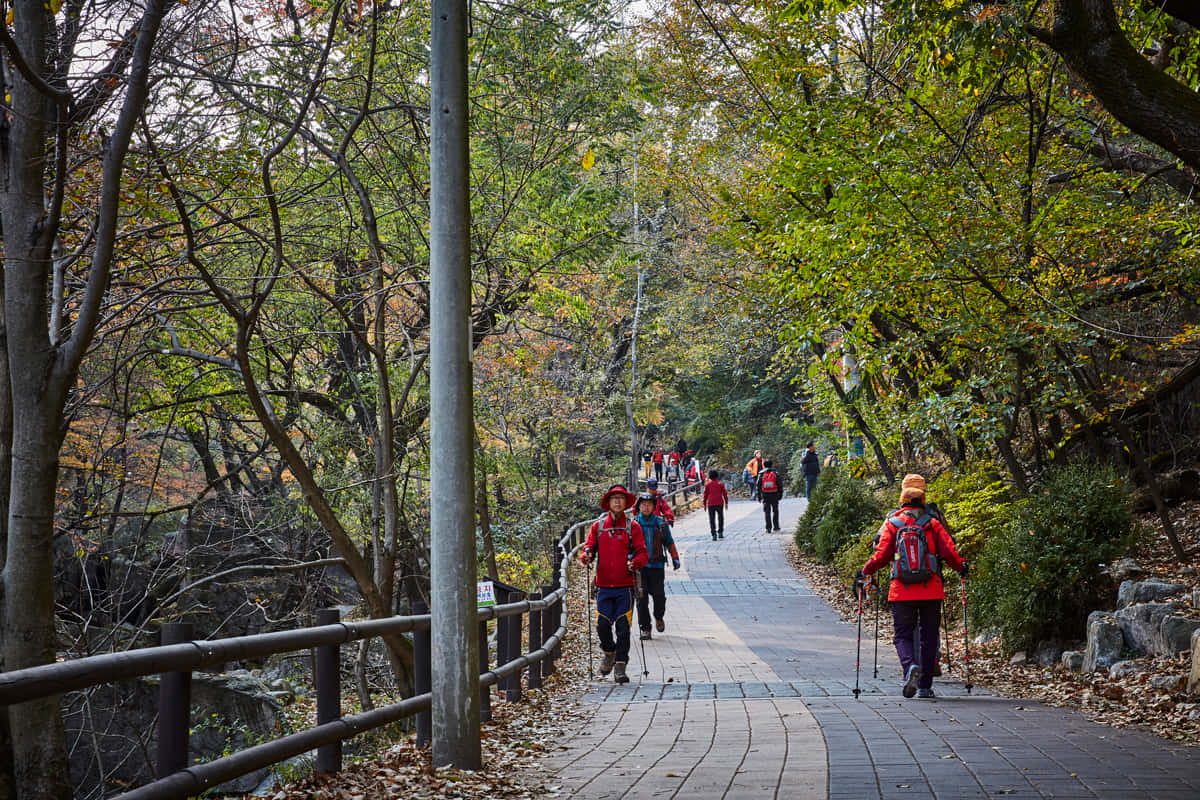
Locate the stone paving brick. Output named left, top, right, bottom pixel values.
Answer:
left=544, top=497, right=1200, bottom=799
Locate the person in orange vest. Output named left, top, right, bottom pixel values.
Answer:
left=580, top=485, right=649, bottom=683
left=744, top=450, right=764, bottom=500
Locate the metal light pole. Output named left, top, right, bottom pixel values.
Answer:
left=626, top=151, right=642, bottom=489
left=429, top=0, right=480, bottom=769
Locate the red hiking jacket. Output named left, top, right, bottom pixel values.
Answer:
left=651, top=491, right=675, bottom=524
left=703, top=479, right=728, bottom=508
left=863, top=504, right=964, bottom=601
left=581, top=512, right=648, bottom=588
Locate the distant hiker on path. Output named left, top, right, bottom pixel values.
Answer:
left=757, top=459, right=784, bottom=531
left=634, top=492, right=680, bottom=640
left=580, top=485, right=649, bottom=684
left=745, top=450, right=764, bottom=500
left=800, top=441, right=821, bottom=498
left=857, top=474, right=966, bottom=699
left=704, top=469, right=729, bottom=540
left=644, top=478, right=675, bottom=525
left=641, top=447, right=653, bottom=481
left=652, top=446, right=664, bottom=481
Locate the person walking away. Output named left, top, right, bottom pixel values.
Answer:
left=641, top=447, right=653, bottom=481
left=856, top=474, right=966, bottom=699
left=644, top=478, right=676, bottom=525
left=685, top=453, right=701, bottom=498
left=704, top=469, right=730, bottom=540
left=580, top=485, right=649, bottom=683
left=757, top=459, right=783, bottom=531
left=652, top=447, right=664, bottom=481
left=800, top=441, right=821, bottom=499
left=745, top=450, right=764, bottom=500
left=633, top=493, right=680, bottom=639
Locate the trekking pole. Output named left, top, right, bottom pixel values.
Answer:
left=586, top=561, right=594, bottom=679
left=943, top=604, right=953, bottom=672
left=960, top=573, right=973, bottom=695
left=872, top=579, right=880, bottom=680
left=639, top=615, right=649, bottom=677
left=853, top=582, right=864, bottom=699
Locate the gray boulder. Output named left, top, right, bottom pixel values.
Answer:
left=65, top=670, right=285, bottom=797
left=1150, top=674, right=1186, bottom=692
left=1109, top=660, right=1143, bottom=679
left=1114, top=602, right=1181, bottom=656
left=1033, top=640, right=1064, bottom=668
left=1082, top=612, right=1125, bottom=673
left=1161, top=616, right=1200, bottom=654
left=1189, top=629, right=1200, bottom=696
left=1116, top=580, right=1187, bottom=609
left=1105, top=558, right=1144, bottom=582
left=1061, top=650, right=1084, bottom=672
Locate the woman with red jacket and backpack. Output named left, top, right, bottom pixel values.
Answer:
left=858, top=474, right=966, bottom=699
left=580, top=485, right=649, bottom=684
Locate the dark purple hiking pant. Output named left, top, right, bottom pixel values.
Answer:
left=892, top=598, right=941, bottom=690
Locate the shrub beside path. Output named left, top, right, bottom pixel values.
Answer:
left=542, top=497, right=1200, bottom=799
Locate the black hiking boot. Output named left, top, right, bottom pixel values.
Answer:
left=639, top=628, right=652, bottom=640
left=656, top=617, right=665, bottom=632
left=599, top=651, right=616, bottom=676
left=614, top=662, right=629, bottom=684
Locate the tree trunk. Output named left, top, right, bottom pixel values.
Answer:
left=823, top=367, right=894, bottom=484
left=1030, top=0, right=1200, bottom=173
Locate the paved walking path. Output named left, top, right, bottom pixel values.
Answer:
left=544, top=497, right=1200, bottom=799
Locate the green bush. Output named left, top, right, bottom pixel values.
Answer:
left=970, top=461, right=1141, bottom=654
left=928, top=462, right=1012, bottom=564
left=834, top=531, right=877, bottom=588
left=795, top=467, right=883, bottom=562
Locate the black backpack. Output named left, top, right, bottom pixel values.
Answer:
left=889, top=510, right=938, bottom=584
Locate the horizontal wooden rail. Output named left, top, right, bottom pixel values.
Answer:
left=0, top=515, right=599, bottom=800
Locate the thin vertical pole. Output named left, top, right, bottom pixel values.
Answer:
left=157, top=622, right=192, bottom=778
left=430, top=0, right=480, bottom=769
left=315, top=608, right=342, bottom=773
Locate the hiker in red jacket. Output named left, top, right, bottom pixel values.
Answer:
left=703, top=469, right=729, bottom=540
left=652, top=447, right=664, bottom=482
left=858, top=474, right=966, bottom=699
left=644, top=478, right=675, bottom=524
left=580, top=484, right=649, bottom=684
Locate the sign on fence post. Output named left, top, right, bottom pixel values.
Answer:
left=477, top=581, right=496, bottom=607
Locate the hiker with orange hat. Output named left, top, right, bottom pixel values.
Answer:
left=580, top=484, right=649, bottom=684
left=857, top=474, right=966, bottom=699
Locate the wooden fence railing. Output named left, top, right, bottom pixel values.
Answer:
left=0, top=482, right=702, bottom=799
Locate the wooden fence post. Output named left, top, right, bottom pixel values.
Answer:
left=414, top=601, right=432, bottom=748
left=528, top=592, right=542, bottom=690
left=157, top=621, right=193, bottom=779
left=315, top=608, right=343, bottom=773
left=478, top=619, right=491, bottom=722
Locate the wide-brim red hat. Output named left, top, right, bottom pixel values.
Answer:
left=600, top=484, right=636, bottom=509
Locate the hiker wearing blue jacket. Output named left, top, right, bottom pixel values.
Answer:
left=634, top=493, right=681, bottom=640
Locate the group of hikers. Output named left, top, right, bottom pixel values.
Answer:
left=580, top=456, right=968, bottom=699
left=640, top=439, right=703, bottom=492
